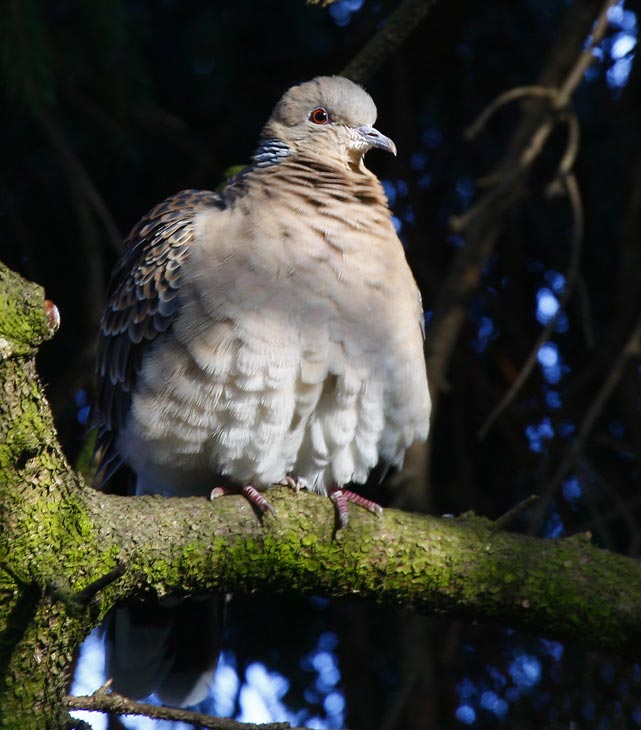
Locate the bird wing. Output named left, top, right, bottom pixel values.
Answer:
left=93, top=188, right=224, bottom=490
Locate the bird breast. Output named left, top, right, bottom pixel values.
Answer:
left=118, top=169, right=430, bottom=496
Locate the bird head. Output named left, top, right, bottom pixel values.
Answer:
left=260, top=76, right=397, bottom=170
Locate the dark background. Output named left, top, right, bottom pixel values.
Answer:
left=2, top=0, right=641, bottom=727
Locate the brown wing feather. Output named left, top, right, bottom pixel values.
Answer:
left=93, top=189, right=224, bottom=491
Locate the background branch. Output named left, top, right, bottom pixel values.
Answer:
left=478, top=172, right=584, bottom=439
left=341, top=0, right=437, bottom=84
left=67, top=692, right=299, bottom=730
left=528, top=314, right=641, bottom=533
left=424, top=0, right=615, bottom=440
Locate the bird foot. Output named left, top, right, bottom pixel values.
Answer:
left=329, top=487, right=383, bottom=529
left=278, top=475, right=309, bottom=493
left=210, top=484, right=275, bottom=515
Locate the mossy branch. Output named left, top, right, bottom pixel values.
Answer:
left=84, top=489, right=641, bottom=657
left=2, top=259, right=641, bottom=728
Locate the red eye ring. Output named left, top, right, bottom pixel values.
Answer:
left=309, top=107, right=330, bottom=125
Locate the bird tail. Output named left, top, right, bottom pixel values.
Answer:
left=105, top=594, right=225, bottom=707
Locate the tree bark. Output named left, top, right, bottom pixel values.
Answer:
left=1, top=259, right=641, bottom=728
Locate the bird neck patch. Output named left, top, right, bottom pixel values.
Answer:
left=252, top=137, right=292, bottom=168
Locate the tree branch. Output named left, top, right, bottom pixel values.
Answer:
left=67, top=690, right=299, bottom=730
left=341, top=0, right=437, bottom=85
left=67, top=481, right=641, bottom=659
left=478, top=171, right=584, bottom=439
left=528, top=314, right=641, bottom=533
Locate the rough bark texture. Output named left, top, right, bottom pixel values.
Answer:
left=0, top=263, right=88, bottom=728
left=2, top=259, right=641, bottom=729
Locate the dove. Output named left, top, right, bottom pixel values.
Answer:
left=93, top=75, right=430, bottom=706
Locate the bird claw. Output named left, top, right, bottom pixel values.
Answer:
left=329, top=487, right=383, bottom=529
left=209, top=484, right=275, bottom=515
left=209, top=486, right=226, bottom=500
left=279, top=475, right=309, bottom=493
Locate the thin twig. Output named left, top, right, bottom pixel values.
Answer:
left=67, top=691, right=305, bottom=730
left=49, top=566, right=124, bottom=617
left=557, top=0, right=616, bottom=101
left=576, top=274, right=596, bottom=348
left=341, top=0, right=437, bottom=84
left=556, top=112, right=581, bottom=177
left=66, top=718, right=92, bottom=730
left=528, top=315, right=641, bottom=534
left=478, top=173, right=583, bottom=439
left=74, top=565, right=126, bottom=604
left=580, top=462, right=641, bottom=552
left=576, top=461, right=615, bottom=550
left=465, top=86, right=560, bottom=141
left=580, top=493, right=641, bottom=531
left=491, top=495, right=539, bottom=532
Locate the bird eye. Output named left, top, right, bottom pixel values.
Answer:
left=309, top=107, right=330, bottom=125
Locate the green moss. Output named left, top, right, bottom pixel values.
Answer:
left=0, top=264, right=53, bottom=356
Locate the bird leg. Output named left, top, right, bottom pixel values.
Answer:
left=212, top=475, right=382, bottom=529
left=209, top=484, right=275, bottom=515
left=279, top=475, right=382, bottom=528
left=329, top=487, right=383, bottom=529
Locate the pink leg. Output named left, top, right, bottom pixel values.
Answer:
left=210, top=484, right=275, bottom=515
left=329, top=486, right=383, bottom=529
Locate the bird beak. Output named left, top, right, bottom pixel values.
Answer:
left=357, top=125, right=397, bottom=156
